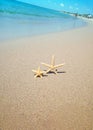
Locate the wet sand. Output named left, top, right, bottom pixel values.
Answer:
left=0, top=22, right=93, bottom=130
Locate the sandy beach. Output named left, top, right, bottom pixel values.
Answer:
left=0, top=22, right=93, bottom=130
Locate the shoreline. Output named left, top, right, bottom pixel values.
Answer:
left=0, top=22, right=87, bottom=43
left=0, top=13, right=87, bottom=42
left=0, top=20, right=90, bottom=44
left=0, top=22, right=93, bottom=130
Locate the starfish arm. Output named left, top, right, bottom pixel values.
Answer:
left=43, top=70, right=48, bottom=74
left=32, top=70, right=37, bottom=73
left=46, top=68, right=57, bottom=74
left=34, top=74, right=38, bottom=78
left=41, top=62, right=51, bottom=68
left=46, top=68, right=52, bottom=73
left=37, top=66, right=41, bottom=71
left=54, top=63, right=65, bottom=68
left=53, top=70, right=57, bottom=74
left=34, top=73, right=43, bottom=78
left=39, top=72, right=43, bottom=76
left=51, top=55, right=55, bottom=66
left=40, top=71, right=45, bottom=75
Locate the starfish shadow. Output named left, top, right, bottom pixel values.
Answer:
left=44, top=70, right=66, bottom=74
left=43, top=74, right=48, bottom=77
left=43, top=70, right=56, bottom=74
left=57, top=71, right=66, bottom=74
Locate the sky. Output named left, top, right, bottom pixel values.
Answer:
left=17, top=0, right=93, bottom=14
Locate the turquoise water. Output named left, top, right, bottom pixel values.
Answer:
left=0, top=0, right=86, bottom=41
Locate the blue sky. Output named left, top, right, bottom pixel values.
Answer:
left=17, top=0, right=93, bottom=14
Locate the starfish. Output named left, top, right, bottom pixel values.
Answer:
left=41, top=55, right=65, bottom=74
left=32, top=66, right=45, bottom=78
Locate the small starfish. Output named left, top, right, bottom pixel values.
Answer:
left=41, top=55, right=65, bottom=74
left=32, top=66, right=45, bottom=78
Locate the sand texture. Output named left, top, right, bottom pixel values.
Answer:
left=0, top=23, right=93, bottom=130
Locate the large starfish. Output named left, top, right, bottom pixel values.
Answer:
left=32, top=66, right=45, bottom=78
left=41, top=55, right=65, bottom=74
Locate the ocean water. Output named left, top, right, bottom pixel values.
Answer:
left=0, top=0, right=86, bottom=41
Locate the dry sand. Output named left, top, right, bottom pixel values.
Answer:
left=0, top=22, right=93, bottom=130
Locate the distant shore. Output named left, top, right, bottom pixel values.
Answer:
left=78, top=16, right=93, bottom=24
left=61, top=10, right=93, bottom=24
